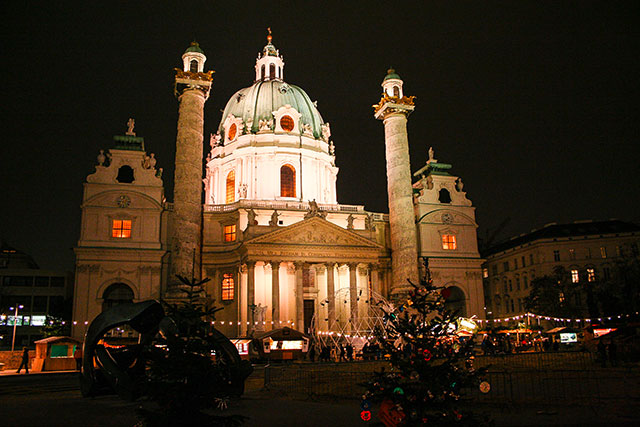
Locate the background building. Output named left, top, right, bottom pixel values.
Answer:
left=482, top=220, right=640, bottom=321
left=72, top=37, right=485, bottom=339
left=0, top=241, right=73, bottom=348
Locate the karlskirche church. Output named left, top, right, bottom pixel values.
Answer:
left=71, top=34, right=484, bottom=340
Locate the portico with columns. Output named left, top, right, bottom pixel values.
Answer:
left=230, top=216, right=386, bottom=336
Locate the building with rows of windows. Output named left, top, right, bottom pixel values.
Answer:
left=1, top=241, right=73, bottom=348
left=481, top=220, right=640, bottom=319
left=71, top=35, right=484, bottom=340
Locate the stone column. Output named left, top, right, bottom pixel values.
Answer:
left=348, top=263, right=358, bottom=323
left=375, top=84, right=419, bottom=297
left=246, top=261, right=256, bottom=334
left=170, top=86, right=208, bottom=289
left=294, top=262, right=305, bottom=331
left=325, top=263, right=336, bottom=327
left=370, top=263, right=380, bottom=296
left=270, top=261, right=280, bottom=329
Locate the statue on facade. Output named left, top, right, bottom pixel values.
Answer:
left=426, top=174, right=434, bottom=190
left=329, top=140, right=335, bottom=155
left=254, top=304, right=267, bottom=331
left=321, top=122, right=331, bottom=142
left=305, top=199, right=324, bottom=219
left=456, top=178, right=464, bottom=192
left=210, top=133, right=222, bottom=147
left=142, top=154, right=151, bottom=169
left=247, top=209, right=258, bottom=226
left=149, top=153, right=156, bottom=169
left=126, top=118, right=136, bottom=136
left=269, top=210, right=279, bottom=226
left=97, top=149, right=106, bottom=166
left=238, top=184, right=248, bottom=199
left=347, top=214, right=355, bottom=230
left=259, top=119, right=273, bottom=131
left=428, top=146, right=437, bottom=163
left=365, top=214, right=373, bottom=231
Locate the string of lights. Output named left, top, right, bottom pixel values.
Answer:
left=476, top=311, right=640, bottom=324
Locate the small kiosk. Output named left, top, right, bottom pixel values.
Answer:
left=255, top=327, right=309, bottom=361
left=32, top=336, right=82, bottom=371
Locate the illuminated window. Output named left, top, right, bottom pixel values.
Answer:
left=112, top=220, right=131, bottom=238
left=559, top=292, right=565, bottom=303
left=441, top=234, right=457, bottom=250
left=227, top=123, right=237, bottom=141
left=190, top=59, right=198, bottom=72
left=482, top=268, right=488, bottom=279
left=600, top=247, right=607, bottom=258
left=393, top=86, right=399, bottom=97
left=587, top=268, right=595, bottom=282
left=571, top=269, right=579, bottom=283
left=280, top=115, right=294, bottom=132
left=280, top=164, right=296, bottom=197
left=226, top=171, right=235, bottom=204
left=224, top=225, right=236, bottom=242
left=222, top=273, right=234, bottom=300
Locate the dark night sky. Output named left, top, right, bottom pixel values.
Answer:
left=1, top=1, right=638, bottom=271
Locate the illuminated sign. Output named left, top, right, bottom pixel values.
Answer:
left=593, top=328, right=616, bottom=338
left=31, top=315, right=46, bottom=326
left=560, top=333, right=577, bottom=343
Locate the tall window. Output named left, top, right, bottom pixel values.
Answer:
left=222, top=273, right=234, bottom=300
left=603, top=267, right=611, bottom=280
left=587, top=268, right=595, bottom=282
left=393, top=86, right=399, bottom=97
left=515, top=275, right=520, bottom=290
left=112, top=219, right=132, bottom=238
left=226, top=171, right=235, bottom=204
left=521, top=256, right=526, bottom=267
left=190, top=59, right=198, bottom=72
left=503, top=262, right=510, bottom=272
left=569, top=249, right=575, bottom=260
left=441, top=234, right=457, bottom=250
left=224, top=225, right=236, bottom=242
left=529, top=254, right=534, bottom=265
left=571, top=269, right=579, bottom=283
left=523, top=274, right=528, bottom=289
left=280, top=164, right=296, bottom=197
left=553, top=250, right=560, bottom=261
left=600, top=246, right=607, bottom=258
left=586, top=247, right=592, bottom=259
left=269, top=63, right=276, bottom=79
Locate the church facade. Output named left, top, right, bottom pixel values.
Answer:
left=72, top=36, right=484, bottom=339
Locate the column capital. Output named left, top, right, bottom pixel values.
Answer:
left=244, top=261, right=256, bottom=269
left=369, top=262, right=379, bottom=271
left=269, top=261, right=281, bottom=269
left=293, top=261, right=306, bottom=270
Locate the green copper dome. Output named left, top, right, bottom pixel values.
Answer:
left=383, top=68, right=401, bottom=81
left=218, top=80, right=324, bottom=139
left=184, top=41, right=204, bottom=54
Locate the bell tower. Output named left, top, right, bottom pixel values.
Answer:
left=373, top=68, right=419, bottom=296
left=170, top=42, right=213, bottom=288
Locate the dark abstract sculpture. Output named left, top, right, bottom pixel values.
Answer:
left=80, top=300, right=251, bottom=401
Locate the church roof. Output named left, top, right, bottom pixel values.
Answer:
left=483, top=220, right=640, bottom=257
left=184, top=41, right=204, bottom=54
left=218, top=80, right=324, bottom=139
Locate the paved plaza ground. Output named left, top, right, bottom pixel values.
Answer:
left=1, top=364, right=639, bottom=426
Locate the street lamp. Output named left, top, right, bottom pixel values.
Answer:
left=9, top=305, right=24, bottom=352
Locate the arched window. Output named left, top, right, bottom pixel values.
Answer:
left=393, top=86, right=400, bottom=97
left=102, top=283, right=134, bottom=312
left=226, top=170, right=235, bottom=204
left=438, top=188, right=451, bottom=203
left=190, top=59, right=198, bottom=73
left=261, top=64, right=265, bottom=80
left=269, top=63, right=276, bottom=79
left=280, top=164, right=296, bottom=197
left=116, top=165, right=134, bottom=183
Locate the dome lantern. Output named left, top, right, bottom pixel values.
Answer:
left=381, top=67, right=403, bottom=98
left=182, top=41, right=207, bottom=73
left=255, top=27, right=285, bottom=82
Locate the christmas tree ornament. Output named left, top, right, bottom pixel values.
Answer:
left=393, top=387, right=404, bottom=395
left=360, top=410, right=372, bottom=421
left=479, top=381, right=491, bottom=393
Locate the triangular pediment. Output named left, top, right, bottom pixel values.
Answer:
left=245, top=216, right=382, bottom=249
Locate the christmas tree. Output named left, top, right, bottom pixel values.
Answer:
left=137, top=275, right=252, bottom=426
left=361, top=270, right=488, bottom=426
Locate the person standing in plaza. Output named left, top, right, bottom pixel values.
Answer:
left=74, top=345, right=83, bottom=371
left=16, top=347, right=30, bottom=374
